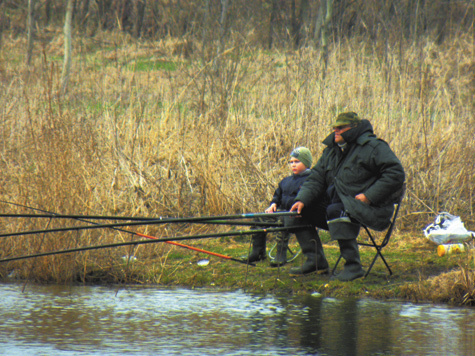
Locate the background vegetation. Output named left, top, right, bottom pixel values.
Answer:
left=0, top=1, right=473, bottom=303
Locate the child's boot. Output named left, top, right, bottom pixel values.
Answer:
left=246, top=232, right=266, bottom=263
left=270, top=233, right=289, bottom=267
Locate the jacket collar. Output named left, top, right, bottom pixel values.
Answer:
left=323, top=119, right=375, bottom=148
left=294, top=168, right=312, bottom=177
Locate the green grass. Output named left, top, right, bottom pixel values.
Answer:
left=61, top=233, right=471, bottom=304
left=1, top=30, right=474, bottom=306
left=130, top=59, right=178, bottom=72
left=1, top=230, right=473, bottom=305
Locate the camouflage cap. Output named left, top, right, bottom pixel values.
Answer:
left=329, top=112, right=361, bottom=127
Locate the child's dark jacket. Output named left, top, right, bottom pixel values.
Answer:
left=270, top=170, right=311, bottom=211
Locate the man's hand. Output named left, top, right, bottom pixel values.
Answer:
left=290, top=201, right=304, bottom=214
left=355, top=193, right=370, bottom=205
left=265, top=203, right=277, bottom=213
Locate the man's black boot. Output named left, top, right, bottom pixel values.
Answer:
left=331, top=238, right=365, bottom=281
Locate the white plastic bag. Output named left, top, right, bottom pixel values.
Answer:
left=423, top=212, right=474, bottom=245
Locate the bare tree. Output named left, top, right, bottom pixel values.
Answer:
left=314, top=0, right=333, bottom=76
left=298, top=0, right=310, bottom=46
left=314, top=0, right=332, bottom=45
left=61, top=0, right=74, bottom=95
left=268, top=0, right=278, bottom=49
left=26, top=0, right=36, bottom=65
left=44, top=0, right=52, bottom=25
left=78, top=0, right=91, bottom=27
left=201, top=0, right=212, bottom=59
left=0, top=2, right=4, bottom=52
left=314, top=0, right=324, bottom=42
left=214, top=0, right=231, bottom=71
left=290, top=0, right=309, bottom=48
left=134, top=0, right=147, bottom=38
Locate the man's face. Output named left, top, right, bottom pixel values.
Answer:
left=333, top=124, right=353, bottom=144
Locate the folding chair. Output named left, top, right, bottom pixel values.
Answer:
left=332, top=183, right=405, bottom=278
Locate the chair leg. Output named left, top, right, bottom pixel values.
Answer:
left=331, top=255, right=343, bottom=275
left=268, top=235, right=301, bottom=263
left=365, top=247, right=393, bottom=277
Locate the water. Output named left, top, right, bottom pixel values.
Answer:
left=1, top=282, right=474, bottom=355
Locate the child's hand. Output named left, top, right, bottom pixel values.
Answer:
left=265, top=204, right=277, bottom=213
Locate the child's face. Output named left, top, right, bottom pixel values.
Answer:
left=289, top=158, right=307, bottom=175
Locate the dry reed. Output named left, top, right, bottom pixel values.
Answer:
left=0, top=29, right=474, bottom=286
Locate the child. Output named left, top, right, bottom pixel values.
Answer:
left=247, top=147, right=329, bottom=275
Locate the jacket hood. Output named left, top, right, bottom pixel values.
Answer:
left=323, top=119, right=374, bottom=147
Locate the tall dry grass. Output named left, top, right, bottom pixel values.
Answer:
left=0, top=29, right=474, bottom=282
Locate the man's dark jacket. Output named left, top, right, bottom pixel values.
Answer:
left=295, top=120, right=405, bottom=231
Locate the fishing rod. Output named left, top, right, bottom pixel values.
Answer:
left=0, top=226, right=308, bottom=264
left=0, top=211, right=298, bottom=239
left=0, top=216, right=293, bottom=239
left=0, top=203, right=275, bottom=265
left=0, top=202, right=299, bottom=266
left=0, top=210, right=298, bottom=224
left=0, top=202, right=300, bottom=265
left=0, top=214, right=283, bottom=228
left=66, top=216, right=262, bottom=266
left=133, top=231, right=253, bottom=265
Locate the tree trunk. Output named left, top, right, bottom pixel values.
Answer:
left=0, top=2, right=4, bottom=52
left=320, top=0, right=333, bottom=77
left=117, top=0, right=133, bottom=33
left=297, top=0, right=309, bottom=47
left=79, top=0, right=91, bottom=26
left=44, top=0, right=51, bottom=25
left=214, top=0, right=231, bottom=71
left=201, top=0, right=212, bottom=60
left=268, top=0, right=278, bottom=50
left=314, top=0, right=324, bottom=44
left=134, top=0, right=146, bottom=38
left=26, top=0, right=36, bottom=65
left=290, top=0, right=298, bottom=48
left=61, top=0, right=74, bottom=95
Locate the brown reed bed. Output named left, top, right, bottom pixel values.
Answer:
left=0, top=29, right=474, bottom=304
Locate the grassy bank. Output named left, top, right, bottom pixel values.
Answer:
left=2, top=223, right=474, bottom=307
left=0, top=29, right=474, bottom=305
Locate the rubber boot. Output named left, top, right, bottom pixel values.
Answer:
left=270, top=233, right=289, bottom=267
left=332, top=239, right=365, bottom=281
left=327, top=219, right=364, bottom=281
left=289, top=229, right=329, bottom=275
left=246, top=232, right=266, bottom=263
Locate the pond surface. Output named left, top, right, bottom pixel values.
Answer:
left=1, top=282, right=474, bottom=355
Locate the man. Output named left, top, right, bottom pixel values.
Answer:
left=290, top=112, right=405, bottom=281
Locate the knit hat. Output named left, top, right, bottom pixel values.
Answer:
left=329, top=111, right=361, bottom=127
left=290, top=147, right=312, bottom=168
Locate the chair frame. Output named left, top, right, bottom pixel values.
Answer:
left=268, top=233, right=301, bottom=263
left=332, top=184, right=405, bottom=278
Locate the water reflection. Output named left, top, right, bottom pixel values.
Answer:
left=0, top=282, right=474, bottom=355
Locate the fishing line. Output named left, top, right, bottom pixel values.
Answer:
left=0, top=213, right=282, bottom=228
left=0, top=226, right=304, bottom=263
left=0, top=213, right=295, bottom=239
left=0, top=201, right=305, bottom=265
left=0, top=202, right=262, bottom=265
left=0, top=200, right=298, bottom=223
